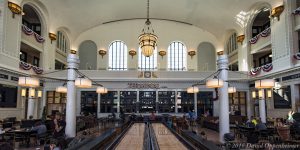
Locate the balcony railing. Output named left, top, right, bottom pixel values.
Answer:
left=249, top=27, right=271, bottom=45
left=249, top=63, right=273, bottom=76
left=19, top=61, right=43, bottom=74
left=21, top=24, right=45, bottom=43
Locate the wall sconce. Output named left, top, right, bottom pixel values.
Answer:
left=129, top=49, right=137, bottom=59
left=217, top=51, right=224, bottom=56
left=237, top=35, right=245, bottom=44
left=188, top=50, right=196, bottom=59
left=70, top=50, right=77, bottom=54
left=99, top=49, right=106, bottom=58
left=158, top=50, right=166, bottom=59
left=270, top=5, right=284, bottom=21
left=8, top=1, right=22, bottom=18
left=48, top=33, right=57, bottom=44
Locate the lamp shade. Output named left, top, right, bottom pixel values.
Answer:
left=21, top=89, right=26, bottom=97
left=29, top=88, right=35, bottom=97
left=252, top=91, right=256, bottom=98
left=37, top=90, right=42, bottom=98
left=258, top=90, right=263, bottom=98
left=206, top=79, right=224, bottom=88
left=267, top=90, right=272, bottom=98
left=255, top=79, right=275, bottom=89
left=18, top=77, right=40, bottom=87
left=75, top=78, right=92, bottom=88
left=228, top=87, right=236, bottom=93
left=187, top=86, right=199, bottom=93
left=96, top=87, right=108, bottom=94
left=56, top=86, right=67, bottom=93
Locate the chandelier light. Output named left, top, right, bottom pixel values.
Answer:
left=187, top=86, right=199, bottom=93
left=18, top=77, right=40, bottom=87
left=206, top=78, right=224, bottom=88
left=96, top=87, right=108, bottom=94
left=139, top=0, right=157, bottom=57
left=267, top=89, right=272, bottom=98
left=56, top=86, right=67, bottom=93
left=255, top=79, right=275, bottom=89
left=228, top=87, right=236, bottom=93
left=75, top=78, right=92, bottom=88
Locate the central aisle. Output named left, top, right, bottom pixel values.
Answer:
left=115, top=123, right=145, bottom=150
left=152, top=123, right=188, bottom=150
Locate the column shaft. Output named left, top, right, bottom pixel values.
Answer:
left=259, top=89, right=266, bottom=123
left=218, top=55, right=230, bottom=143
left=65, top=54, right=79, bottom=138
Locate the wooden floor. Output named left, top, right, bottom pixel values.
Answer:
left=115, top=123, right=145, bottom=150
left=152, top=123, right=187, bottom=150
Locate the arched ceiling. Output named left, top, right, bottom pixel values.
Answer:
left=38, top=0, right=282, bottom=40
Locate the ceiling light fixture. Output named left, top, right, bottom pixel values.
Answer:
left=138, top=0, right=158, bottom=57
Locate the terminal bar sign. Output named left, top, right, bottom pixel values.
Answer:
left=128, top=83, right=159, bottom=89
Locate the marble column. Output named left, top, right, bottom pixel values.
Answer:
left=194, top=93, right=197, bottom=117
left=259, top=89, right=266, bottom=123
left=27, top=88, right=35, bottom=119
left=97, top=93, right=101, bottom=118
left=65, top=53, right=79, bottom=138
left=217, top=54, right=230, bottom=143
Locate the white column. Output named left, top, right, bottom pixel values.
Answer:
left=117, top=91, right=120, bottom=113
left=137, top=90, right=139, bottom=113
left=97, top=93, right=101, bottom=118
left=246, top=91, right=253, bottom=120
left=175, top=90, right=178, bottom=113
left=217, top=54, right=230, bottom=143
left=27, top=88, right=35, bottom=119
left=156, top=90, right=158, bottom=114
left=194, top=93, right=197, bottom=117
left=259, top=89, right=266, bottom=123
left=65, top=53, right=79, bottom=138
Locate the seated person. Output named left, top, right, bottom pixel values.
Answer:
left=31, top=121, right=47, bottom=144
left=256, top=119, right=267, bottom=131
left=274, top=118, right=284, bottom=128
left=52, top=113, right=66, bottom=138
left=251, top=117, right=258, bottom=126
left=149, top=111, right=156, bottom=121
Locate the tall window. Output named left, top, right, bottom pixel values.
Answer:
left=138, top=47, right=157, bottom=70
left=167, top=41, right=187, bottom=71
left=108, top=41, right=128, bottom=70
left=56, top=31, right=69, bottom=53
left=226, top=33, right=238, bottom=54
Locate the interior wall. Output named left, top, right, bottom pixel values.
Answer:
left=78, top=40, right=97, bottom=70
left=197, top=42, right=216, bottom=71
left=73, top=19, right=220, bottom=71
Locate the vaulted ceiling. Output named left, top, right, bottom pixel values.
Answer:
left=38, top=0, right=282, bottom=40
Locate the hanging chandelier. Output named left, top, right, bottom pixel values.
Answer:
left=138, top=0, right=158, bottom=57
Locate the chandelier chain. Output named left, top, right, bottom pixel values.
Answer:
left=147, top=0, right=149, bottom=20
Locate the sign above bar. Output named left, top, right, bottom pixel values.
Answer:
left=128, top=83, right=159, bottom=89
left=282, top=73, right=300, bottom=81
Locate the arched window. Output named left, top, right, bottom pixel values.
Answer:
left=56, top=31, right=69, bottom=53
left=167, top=41, right=187, bottom=71
left=108, top=41, right=128, bottom=70
left=138, top=47, right=157, bottom=70
left=226, top=33, right=238, bottom=54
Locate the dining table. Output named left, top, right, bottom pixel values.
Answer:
left=1, top=128, right=37, bottom=147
